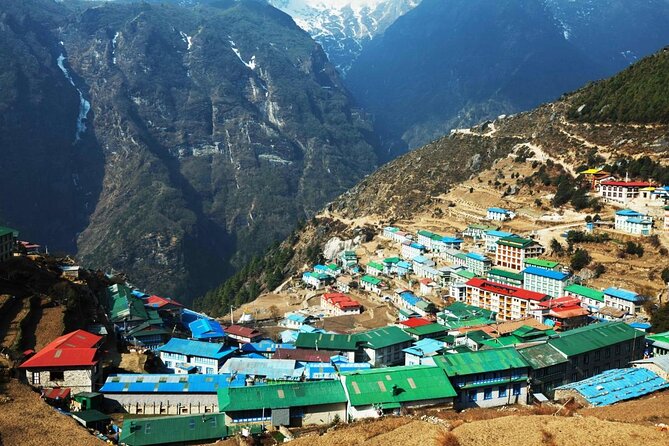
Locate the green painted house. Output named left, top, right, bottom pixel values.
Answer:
left=120, top=413, right=231, bottom=446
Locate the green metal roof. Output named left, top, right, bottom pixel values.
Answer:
left=383, top=257, right=401, bottom=264
left=647, top=331, right=669, bottom=344
left=218, top=381, right=346, bottom=411
left=110, top=294, right=149, bottom=322
left=497, top=236, right=535, bottom=248
left=517, top=343, right=568, bottom=369
left=0, top=226, right=18, bottom=237
left=343, top=365, right=456, bottom=406
left=488, top=268, right=523, bottom=281
left=367, top=262, right=384, bottom=271
left=361, top=275, right=382, bottom=285
left=403, top=323, right=449, bottom=337
left=548, top=322, right=642, bottom=357
left=295, top=332, right=359, bottom=351
left=440, top=317, right=495, bottom=330
left=455, top=270, right=477, bottom=280
left=479, top=336, right=522, bottom=348
left=523, top=258, right=560, bottom=269
left=439, top=301, right=496, bottom=322
left=435, top=348, right=529, bottom=376
left=468, top=224, right=499, bottom=231
left=357, top=326, right=413, bottom=349
left=120, top=413, right=228, bottom=446
left=564, top=284, right=605, bottom=302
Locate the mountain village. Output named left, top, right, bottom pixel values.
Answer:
left=2, top=167, right=669, bottom=445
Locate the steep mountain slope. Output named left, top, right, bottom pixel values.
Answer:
left=268, top=0, right=421, bottom=74
left=346, top=0, right=669, bottom=159
left=0, top=0, right=378, bottom=301
left=196, top=47, right=669, bottom=314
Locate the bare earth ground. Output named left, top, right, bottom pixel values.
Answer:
left=34, top=298, right=65, bottom=351
left=0, top=380, right=101, bottom=446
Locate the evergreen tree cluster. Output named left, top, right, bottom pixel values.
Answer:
left=569, top=48, right=669, bottom=124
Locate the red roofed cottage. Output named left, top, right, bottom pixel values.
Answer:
left=19, top=329, right=103, bottom=393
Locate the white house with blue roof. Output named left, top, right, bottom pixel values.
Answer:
left=522, top=266, right=573, bottom=298
left=614, top=209, right=653, bottom=236
left=279, top=312, right=312, bottom=330
left=158, top=338, right=236, bottom=374
left=484, top=230, right=515, bottom=252
left=603, top=287, right=643, bottom=315
left=486, top=207, right=515, bottom=221
left=465, top=252, right=492, bottom=276
left=403, top=338, right=446, bottom=366
left=401, top=241, right=426, bottom=260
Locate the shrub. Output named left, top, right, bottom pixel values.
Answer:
left=435, top=429, right=461, bottom=446
left=570, top=248, right=592, bottom=270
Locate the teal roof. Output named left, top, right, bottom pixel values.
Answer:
left=218, top=381, right=346, bottom=411
left=435, top=348, right=529, bottom=376
left=0, top=226, right=18, bottom=237
left=295, top=332, right=359, bottom=351
left=120, top=413, right=228, bottom=446
left=343, top=365, right=456, bottom=406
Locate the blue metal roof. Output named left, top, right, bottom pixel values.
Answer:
left=522, top=266, right=570, bottom=281
left=100, top=374, right=249, bottom=394
left=188, top=318, right=225, bottom=339
left=241, top=340, right=295, bottom=353
left=157, top=338, right=236, bottom=360
left=220, top=358, right=305, bottom=380
left=403, top=338, right=445, bottom=357
left=441, top=237, right=463, bottom=244
left=555, top=368, right=669, bottom=406
left=488, top=207, right=510, bottom=214
left=400, top=292, right=420, bottom=306
left=182, top=308, right=213, bottom=325
left=410, top=243, right=425, bottom=249
left=413, top=255, right=429, bottom=264
left=626, top=217, right=652, bottom=224
left=616, top=209, right=643, bottom=217
left=466, top=252, right=488, bottom=262
left=604, top=287, right=641, bottom=302
left=485, top=230, right=514, bottom=238
left=285, top=313, right=308, bottom=323
left=397, top=261, right=412, bottom=269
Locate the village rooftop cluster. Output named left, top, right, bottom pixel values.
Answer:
left=7, top=167, right=669, bottom=446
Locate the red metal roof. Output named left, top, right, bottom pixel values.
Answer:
left=600, top=181, right=654, bottom=187
left=538, top=296, right=582, bottom=308
left=145, top=295, right=183, bottom=308
left=19, top=329, right=101, bottom=369
left=323, top=293, right=360, bottom=309
left=549, top=305, right=589, bottom=318
left=225, top=325, right=261, bottom=338
left=466, top=278, right=549, bottom=302
left=42, top=388, right=71, bottom=400
left=400, top=317, right=431, bottom=328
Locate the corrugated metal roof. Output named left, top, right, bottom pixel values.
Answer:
left=522, top=266, right=570, bottom=281
left=523, top=258, right=560, bottom=269
left=100, top=374, right=248, bottom=393
left=556, top=368, right=669, bottom=406
left=548, top=322, right=642, bottom=357
left=565, top=284, right=604, bottom=302
left=403, top=323, right=449, bottom=337
left=218, top=380, right=346, bottom=411
left=120, top=413, right=228, bottom=446
left=342, top=365, right=456, bottom=406
left=435, top=348, right=529, bottom=376
left=219, top=358, right=304, bottom=380
left=603, top=287, right=641, bottom=302
left=157, top=338, right=235, bottom=360
left=357, top=326, right=413, bottom=349
left=517, top=343, right=568, bottom=369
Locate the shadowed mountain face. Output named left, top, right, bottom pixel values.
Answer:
left=346, top=0, right=669, bottom=160
left=0, top=0, right=378, bottom=301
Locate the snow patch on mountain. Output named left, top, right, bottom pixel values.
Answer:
left=56, top=51, right=91, bottom=143
left=269, top=0, right=421, bottom=74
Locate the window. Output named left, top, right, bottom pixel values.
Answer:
left=49, top=371, right=64, bottom=381
left=484, top=388, right=493, bottom=400
left=498, top=386, right=507, bottom=398
left=605, top=348, right=611, bottom=358
left=189, top=419, right=195, bottom=430
left=615, top=344, right=621, bottom=354
left=583, top=355, right=589, bottom=365
left=144, top=423, right=151, bottom=434
left=512, top=383, right=521, bottom=396
left=32, top=372, right=40, bottom=385
left=468, top=390, right=478, bottom=402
